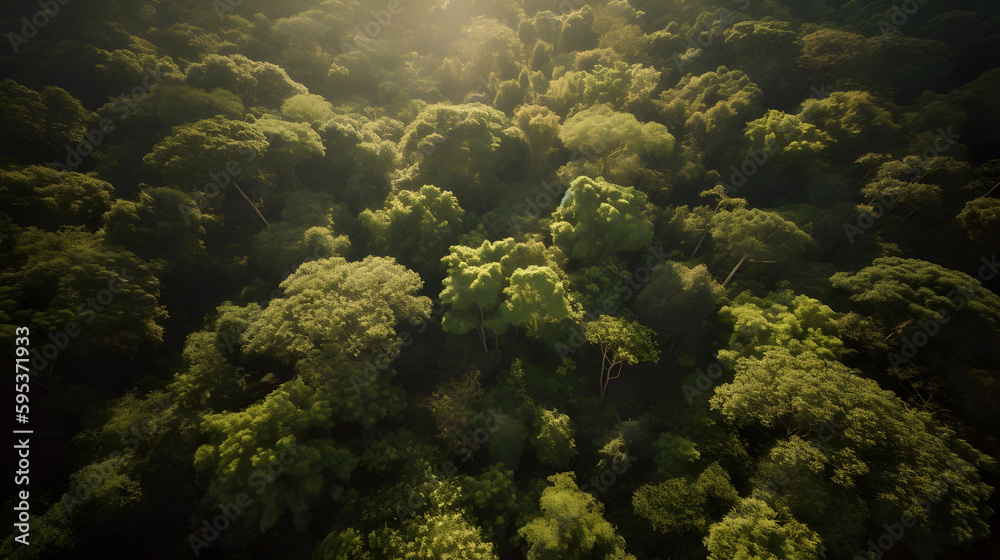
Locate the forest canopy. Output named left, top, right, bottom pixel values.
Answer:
left=1, top=0, right=999, bottom=559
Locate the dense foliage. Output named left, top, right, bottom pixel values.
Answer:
left=2, top=0, right=998, bottom=558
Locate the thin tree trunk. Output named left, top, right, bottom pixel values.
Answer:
left=689, top=230, right=708, bottom=261
left=976, top=180, right=1000, bottom=199
left=603, top=360, right=624, bottom=398
left=478, top=306, right=489, bottom=354
left=721, top=253, right=749, bottom=288
left=232, top=180, right=269, bottom=226
left=600, top=348, right=608, bottom=400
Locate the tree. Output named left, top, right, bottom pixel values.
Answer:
left=798, top=91, right=900, bottom=162
left=254, top=115, right=325, bottom=185
left=709, top=347, right=994, bottom=556
left=425, top=369, right=487, bottom=447
left=377, top=478, right=500, bottom=560
left=397, top=103, right=528, bottom=214
left=194, top=377, right=360, bottom=538
left=142, top=116, right=271, bottom=225
left=280, top=93, right=335, bottom=125
left=311, top=114, right=399, bottom=210
left=0, top=227, right=168, bottom=369
left=957, top=197, right=1000, bottom=247
left=250, top=190, right=351, bottom=278
left=636, top=262, right=725, bottom=357
left=184, top=54, right=308, bottom=108
left=439, top=237, right=568, bottom=351
left=501, top=266, right=576, bottom=337
left=657, top=67, right=763, bottom=166
left=513, top=104, right=563, bottom=172
left=543, top=61, right=659, bottom=117
left=360, top=185, right=468, bottom=280
left=704, top=497, right=824, bottom=560
left=830, top=257, right=1000, bottom=340
left=742, top=109, right=833, bottom=172
left=633, top=463, right=739, bottom=536
left=708, top=208, right=815, bottom=287
left=856, top=155, right=971, bottom=222
left=0, top=79, right=95, bottom=163
left=101, top=186, right=209, bottom=269
left=519, top=472, right=635, bottom=560
left=550, top=176, right=654, bottom=264
left=534, top=408, right=577, bottom=469
left=242, top=256, right=432, bottom=363
left=154, top=84, right=245, bottom=130
left=583, top=315, right=660, bottom=400
left=650, top=432, right=701, bottom=479
left=716, top=291, right=843, bottom=366
left=558, top=105, right=675, bottom=194
left=450, top=16, right=523, bottom=83
left=0, top=165, right=114, bottom=230
left=722, top=18, right=801, bottom=104
left=797, top=29, right=873, bottom=86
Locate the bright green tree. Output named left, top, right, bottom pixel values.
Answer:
left=440, top=237, right=568, bottom=351
left=550, top=176, right=654, bottom=264
left=243, top=256, right=432, bottom=363
left=633, top=463, right=739, bottom=536
left=584, top=315, right=660, bottom=400
left=742, top=109, right=833, bottom=171
left=519, top=472, right=636, bottom=560
left=798, top=91, right=899, bottom=161
left=360, top=185, right=468, bottom=280
left=543, top=61, right=659, bottom=116
left=704, top=497, right=824, bottom=560
left=397, top=103, right=528, bottom=214
left=558, top=104, right=675, bottom=191
left=716, top=291, right=843, bottom=366
left=534, top=408, right=577, bottom=469
left=710, top=347, right=994, bottom=556
left=501, top=266, right=575, bottom=337
left=709, top=207, right=815, bottom=288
